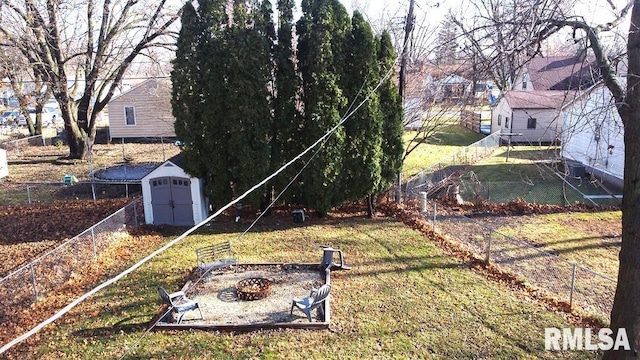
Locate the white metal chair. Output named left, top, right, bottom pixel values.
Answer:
left=290, top=284, right=331, bottom=322
left=157, top=287, right=204, bottom=324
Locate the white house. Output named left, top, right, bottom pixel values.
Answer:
left=141, top=154, right=208, bottom=226
left=491, top=90, right=573, bottom=143
left=107, top=78, right=175, bottom=141
left=561, top=82, right=624, bottom=189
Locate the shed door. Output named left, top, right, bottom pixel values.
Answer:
left=150, top=177, right=194, bottom=226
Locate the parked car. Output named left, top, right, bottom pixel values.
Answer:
left=17, top=107, right=56, bottom=126
left=0, top=109, right=21, bottom=126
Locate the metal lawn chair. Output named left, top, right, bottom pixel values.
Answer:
left=157, top=287, right=204, bottom=324
left=290, top=284, right=331, bottom=322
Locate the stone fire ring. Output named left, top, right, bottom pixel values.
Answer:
left=236, top=277, right=271, bottom=301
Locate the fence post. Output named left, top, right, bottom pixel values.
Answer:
left=395, top=173, right=402, bottom=203
left=569, top=263, right=577, bottom=310
left=29, top=263, right=38, bottom=301
left=432, top=202, right=437, bottom=229
left=133, top=201, right=139, bottom=229
left=26, top=184, right=31, bottom=205
left=90, top=227, right=97, bottom=257
left=485, top=229, right=493, bottom=265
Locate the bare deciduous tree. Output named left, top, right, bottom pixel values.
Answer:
left=454, top=0, right=640, bottom=356
left=0, top=0, right=181, bottom=158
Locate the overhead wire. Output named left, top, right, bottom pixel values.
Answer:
left=1, top=29, right=404, bottom=359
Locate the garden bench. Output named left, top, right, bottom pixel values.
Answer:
left=195, top=240, right=237, bottom=271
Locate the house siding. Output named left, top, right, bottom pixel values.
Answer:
left=510, top=108, right=561, bottom=143
left=561, top=85, right=624, bottom=187
left=108, top=79, right=175, bottom=139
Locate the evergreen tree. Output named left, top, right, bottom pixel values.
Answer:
left=377, top=31, right=404, bottom=193
left=218, top=0, right=273, bottom=206
left=172, top=0, right=273, bottom=209
left=297, top=0, right=350, bottom=216
left=271, top=0, right=302, bottom=202
left=341, top=11, right=383, bottom=217
left=172, top=2, right=208, bottom=180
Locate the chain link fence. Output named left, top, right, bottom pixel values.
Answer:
left=0, top=133, right=51, bottom=152
left=402, top=136, right=618, bottom=321
left=0, top=199, right=142, bottom=324
left=416, top=198, right=616, bottom=321
left=0, top=182, right=142, bottom=205
left=403, top=132, right=502, bottom=201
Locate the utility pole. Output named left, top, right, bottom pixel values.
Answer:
left=396, top=0, right=415, bottom=203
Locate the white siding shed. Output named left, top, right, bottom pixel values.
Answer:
left=141, top=154, right=208, bottom=226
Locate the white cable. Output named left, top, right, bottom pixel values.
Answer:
left=1, top=36, right=401, bottom=358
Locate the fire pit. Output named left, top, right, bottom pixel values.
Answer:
left=236, top=277, right=272, bottom=301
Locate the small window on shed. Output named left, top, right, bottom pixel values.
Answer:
left=527, top=117, right=537, bottom=129
left=125, top=106, right=136, bottom=125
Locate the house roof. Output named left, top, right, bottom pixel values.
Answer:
left=108, top=78, right=170, bottom=103
left=504, top=90, right=576, bottom=109
left=526, top=56, right=599, bottom=90
left=440, top=74, right=471, bottom=85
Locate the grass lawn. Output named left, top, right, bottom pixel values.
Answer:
left=459, top=146, right=610, bottom=205
left=491, top=211, right=621, bottom=280
left=9, top=214, right=597, bottom=359
left=402, top=125, right=485, bottom=177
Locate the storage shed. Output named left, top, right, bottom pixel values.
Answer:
left=141, top=154, right=208, bottom=226
left=0, top=149, right=7, bottom=179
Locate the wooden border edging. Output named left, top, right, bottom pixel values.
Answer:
left=155, top=262, right=334, bottom=332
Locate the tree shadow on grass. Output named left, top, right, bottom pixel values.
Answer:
left=71, top=315, right=152, bottom=337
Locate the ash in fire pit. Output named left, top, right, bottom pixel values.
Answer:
left=236, top=277, right=271, bottom=301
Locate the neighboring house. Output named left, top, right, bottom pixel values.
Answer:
left=561, top=82, right=624, bottom=189
left=107, top=78, right=175, bottom=141
left=512, top=55, right=599, bottom=91
left=141, top=153, right=209, bottom=226
left=491, top=90, right=573, bottom=143
left=492, top=55, right=600, bottom=142
left=435, top=74, right=473, bottom=103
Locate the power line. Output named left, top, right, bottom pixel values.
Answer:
left=0, top=29, right=402, bottom=360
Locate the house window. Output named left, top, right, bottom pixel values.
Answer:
left=522, top=81, right=527, bottom=89
left=527, top=117, right=536, bottom=129
left=498, top=115, right=502, bottom=126
left=125, top=106, right=136, bottom=125
left=505, top=117, right=509, bottom=128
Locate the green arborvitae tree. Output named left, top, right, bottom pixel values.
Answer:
left=173, top=0, right=274, bottom=209
left=271, top=0, right=302, bottom=203
left=377, top=31, right=404, bottom=193
left=217, top=0, right=273, bottom=206
left=341, top=10, right=383, bottom=218
left=172, top=2, right=209, bottom=180
left=297, top=0, right=350, bottom=216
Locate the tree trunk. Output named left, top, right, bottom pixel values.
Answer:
left=604, top=3, right=640, bottom=358
left=604, top=115, right=640, bottom=358
left=67, top=129, right=86, bottom=159
left=366, top=194, right=375, bottom=218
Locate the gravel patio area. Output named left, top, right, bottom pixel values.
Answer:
left=158, top=264, right=329, bottom=329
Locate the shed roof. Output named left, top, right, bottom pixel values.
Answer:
left=504, top=90, right=576, bottom=110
